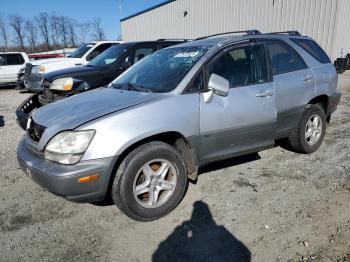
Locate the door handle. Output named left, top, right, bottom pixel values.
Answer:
left=256, top=91, right=274, bottom=97
left=75, top=63, right=83, bottom=66
left=302, top=75, right=313, bottom=82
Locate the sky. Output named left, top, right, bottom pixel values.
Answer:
left=1, top=0, right=166, bottom=40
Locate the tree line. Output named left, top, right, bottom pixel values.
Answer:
left=0, top=13, right=108, bottom=53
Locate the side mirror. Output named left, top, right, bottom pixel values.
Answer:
left=203, top=74, right=230, bottom=103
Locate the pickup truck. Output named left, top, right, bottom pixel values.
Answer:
left=0, top=52, right=29, bottom=86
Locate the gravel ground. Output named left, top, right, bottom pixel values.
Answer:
left=0, top=73, right=349, bottom=262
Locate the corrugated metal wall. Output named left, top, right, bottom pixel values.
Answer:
left=121, top=0, right=350, bottom=60
left=332, top=0, right=350, bottom=59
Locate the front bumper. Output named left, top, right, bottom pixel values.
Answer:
left=23, top=73, right=43, bottom=92
left=16, top=92, right=42, bottom=130
left=329, top=90, right=341, bottom=115
left=24, top=80, right=43, bottom=92
left=17, top=136, right=116, bottom=203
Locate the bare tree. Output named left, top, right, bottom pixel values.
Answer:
left=50, top=14, right=60, bottom=49
left=25, top=19, right=37, bottom=53
left=91, top=18, right=105, bottom=41
left=36, top=12, right=50, bottom=51
left=77, top=22, right=90, bottom=45
left=67, top=18, right=77, bottom=47
left=0, top=15, right=9, bottom=51
left=58, top=16, right=69, bottom=47
left=8, top=14, right=26, bottom=51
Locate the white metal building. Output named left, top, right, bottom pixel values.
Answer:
left=121, top=0, right=350, bottom=61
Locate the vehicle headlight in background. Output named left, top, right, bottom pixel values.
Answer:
left=38, top=66, right=46, bottom=75
left=44, top=130, right=95, bottom=164
left=32, top=65, right=46, bottom=75
left=50, top=77, right=74, bottom=91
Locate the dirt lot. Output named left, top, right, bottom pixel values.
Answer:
left=0, top=73, right=349, bottom=262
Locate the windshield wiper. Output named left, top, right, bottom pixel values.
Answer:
left=127, top=83, right=153, bottom=93
left=110, top=82, right=123, bottom=89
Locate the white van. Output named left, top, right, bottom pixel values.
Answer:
left=0, top=52, right=29, bottom=85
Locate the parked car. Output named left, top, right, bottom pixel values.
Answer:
left=16, top=40, right=186, bottom=129
left=23, top=41, right=122, bottom=92
left=0, top=52, right=29, bottom=86
left=17, top=30, right=341, bottom=221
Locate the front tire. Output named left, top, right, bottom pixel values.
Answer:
left=112, top=141, right=188, bottom=221
left=288, top=104, right=327, bottom=154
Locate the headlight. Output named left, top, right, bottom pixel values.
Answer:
left=50, top=77, right=74, bottom=91
left=32, top=65, right=46, bottom=75
left=44, top=130, right=95, bottom=164
left=38, top=66, right=46, bottom=75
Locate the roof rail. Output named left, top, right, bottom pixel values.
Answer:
left=195, top=30, right=262, bottom=40
left=267, top=31, right=302, bottom=36
left=156, top=38, right=191, bottom=42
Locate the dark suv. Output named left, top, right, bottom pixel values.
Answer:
left=16, top=40, right=185, bottom=130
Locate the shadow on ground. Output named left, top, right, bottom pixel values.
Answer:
left=92, top=153, right=261, bottom=207
left=199, top=153, right=261, bottom=175
left=153, top=201, right=251, bottom=262
left=0, top=115, right=4, bottom=127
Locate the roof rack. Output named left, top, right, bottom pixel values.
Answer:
left=266, top=31, right=302, bottom=36
left=156, top=38, right=191, bottom=42
left=195, top=30, right=262, bottom=40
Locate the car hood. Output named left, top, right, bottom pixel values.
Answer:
left=44, top=65, right=106, bottom=81
left=31, top=58, right=84, bottom=73
left=31, top=57, right=82, bottom=66
left=33, top=88, right=163, bottom=149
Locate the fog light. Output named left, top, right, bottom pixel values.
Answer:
left=78, top=174, right=100, bottom=183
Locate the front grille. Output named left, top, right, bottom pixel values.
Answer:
left=25, top=63, right=33, bottom=75
left=27, top=118, right=46, bottom=142
left=42, top=79, right=51, bottom=89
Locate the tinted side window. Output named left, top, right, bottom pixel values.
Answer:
left=87, top=43, right=113, bottom=61
left=6, top=54, right=24, bottom=65
left=133, top=47, right=155, bottom=64
left=0, top=54, right=5, bottom=65
left=291, top=38, right=331, bottom=64
left=266, top=40, right=308, bottom=75
left=207, top=45, right=268, bottom=88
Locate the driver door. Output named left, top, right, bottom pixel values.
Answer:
left=199, top=43, right=277, bottom=163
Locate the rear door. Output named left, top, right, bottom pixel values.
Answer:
left=198, top=43, right=277, bottom=163
left=3, top=54, right=25, bottom=82
left=265, top=39, right=316, bottom=137
left=290, top=38, right=337, bottom=95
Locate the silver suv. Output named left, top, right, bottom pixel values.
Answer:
left=17, top=31, right=341, bottom=221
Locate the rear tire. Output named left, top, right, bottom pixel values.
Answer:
left=288, top=104, right=326, bottom=154
left=111, top=141, right=188, bottom=221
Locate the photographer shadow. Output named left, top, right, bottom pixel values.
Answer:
left=152, top=201, right=251, bottom=262
left=0, top=115, right=4, bottom=127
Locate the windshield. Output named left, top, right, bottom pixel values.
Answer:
left=89, top=44, right=128, bottom=67
left=111, top=46, right=209, bottom=93
left=68, top=43, right=95, bottom=58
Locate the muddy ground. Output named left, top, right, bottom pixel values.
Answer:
left=0, top=73, right=349, bottom=262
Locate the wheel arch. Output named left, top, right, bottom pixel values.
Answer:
left=106, top=131, right=199, bottom=198
left=307, top=94, right=330, bottom=122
